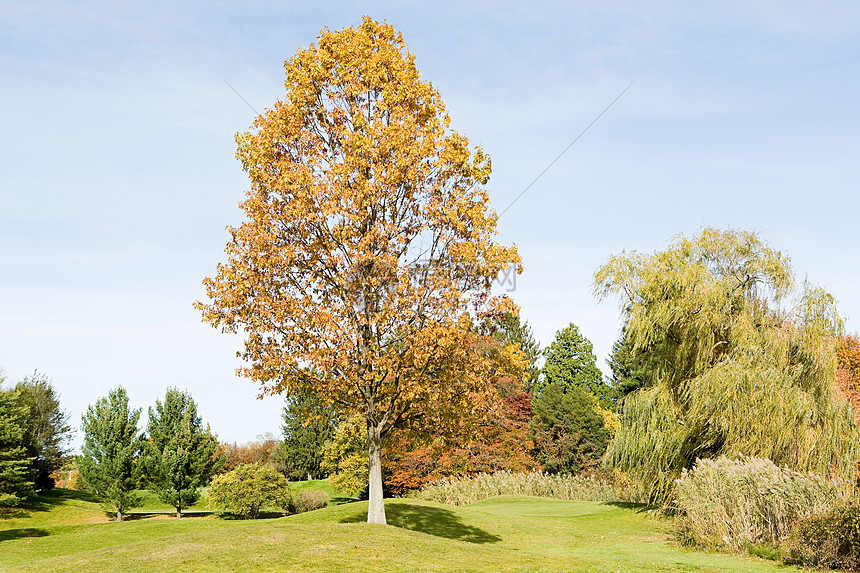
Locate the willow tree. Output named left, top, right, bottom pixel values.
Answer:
left=196, top=18, right=521, bottom=524
left=594, top=228, right=860, bottom=505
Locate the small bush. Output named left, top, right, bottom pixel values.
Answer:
left=416, top=470, right=644, bottom=506
left=294, top=490, right=329, bottom=513
left=676, top=456, right=840, bottom=551
left=209, top=463, right=291, bottom=519
left=787, top=499, right=860, bottom=570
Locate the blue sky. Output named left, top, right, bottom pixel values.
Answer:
left=2, top=1, right=859, bottom=448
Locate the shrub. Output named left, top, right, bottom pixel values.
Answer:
left=676, top=456, right=840, bottom=551
left=209, top=462, right=291, bottom=519
left=294, top=490, right=329, bottom=513
left=787, top=499, right=860, bottom=570
left=416, top=470, right=644, bottom=506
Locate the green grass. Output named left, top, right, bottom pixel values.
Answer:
left=0, top=491, right=803, bottom=572
left=132, top=488, right=213, bottom=514
left=289, top=478, right=354, bottom=505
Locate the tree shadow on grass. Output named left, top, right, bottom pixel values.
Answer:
left=0, top=489, right=102, bottom=520
left=604, top=501, right=653, bottom=513
left=214, top=510, right=287, bottom=521
left=123, top=510, right=217, bottom=521
left=340, top=502, right=502, bottom=544
left=0, top=528, right=49, bottom=541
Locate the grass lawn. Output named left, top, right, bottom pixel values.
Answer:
left=289, top=478, right=355, bottom=505
left=0, top=490, right=801, bottom=572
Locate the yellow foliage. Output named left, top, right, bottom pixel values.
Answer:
left=195, top=18, right=521, bottom=522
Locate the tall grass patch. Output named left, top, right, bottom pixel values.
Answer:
left=416, top=470, right=644, bottom=506
left=676, top=456, right=840, bottom=551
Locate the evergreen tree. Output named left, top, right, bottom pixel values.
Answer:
left=0, top=389, right=34, bottom=506
left=531, top=381, right=609, bottom=474
left=541, top=323, right=612, bottom=408
left=278, top=392, right=337, bottom=481
left=78, top=387, right=143, bottom=521
left=143, top=388, right=222, bottom=518
left=492, top=312, right=541, bottom=393
left=606, top=326, right=651, bottom=400
left=15, top=372, right=72, bottom=490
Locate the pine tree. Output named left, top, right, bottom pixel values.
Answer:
left=15, top=372, right=72, bottom=490
left=143, top=388, right=222, bottom=518
left=0, top=389, right=34, bottom=506
left=278, top=392, right=337, bottom=481
left=606, top=325, right=652, bottom=400
left=492, top=312, right=541, bottom=393
left=540, top=323, right=612, bottom=408
left=78, top=387, right=143, bottom=521
left=531, top=381, right=609, bottom=474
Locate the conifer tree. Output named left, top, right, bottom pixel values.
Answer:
left=540, top=323, right=612, bottom=408
left=143, top=388, right=222, bottom=518
left=278, top=392, right=337, bottom=481
left=79, top=387, right=143, bottom=521
left=492, top=312, right=541, bottom=393
left=0, top=389, right=34, bottom=506
left=15, top=372, right=71, bottom=490
left=531, top=381, right=609, bottom=474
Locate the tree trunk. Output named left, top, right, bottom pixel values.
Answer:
left=366, top=420, right=386, bottom=525
left=116, top=509, right=123, bottom=522
left=308, top=470, right=312, bottom=481
left=176, top=503, right=182, bottom=519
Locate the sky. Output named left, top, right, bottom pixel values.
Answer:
left=2, top=1, right=859, bottom=450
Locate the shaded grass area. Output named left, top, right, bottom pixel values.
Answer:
left=0, top=489, right=108, bottom=530
left=0, top=494, right=804, bottom=572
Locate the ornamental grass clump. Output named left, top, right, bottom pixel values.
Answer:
left=676, top=456, right=840, bottom=552
left=416, top=470, right=642, bottom=506
left=294, top=490, right=329, bottom=513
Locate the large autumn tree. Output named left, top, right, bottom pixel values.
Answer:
left=196, top=18, right=521, bottom=524
left=594, top=228, right=860, bottom=505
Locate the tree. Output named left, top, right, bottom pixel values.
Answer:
left=605, top=325, right=651, bottom=400
left=594, top=228, right=860, bottom=505
left=383, top=330, right=536, bottom=494
left=540, top=323, right=612, bottom=408
left=217, top=435, right=280, bottom=475
left=491, top=312, right=541, bottom=392
left=14, top=372, right=72, bottom=490
left=0, top=389, right=34, bottom=506
left=531, top=381, right=609, bottom=474
left=278, top=391, right=338, bottom=481
left=142, top=388, right=222, bottom=518
left=320, top=414, right=369, bottom=496
left=836, top=333, right=860, bottom=425
left=78, top=387, right=143, bottom=521
left=208, top=462, right=292, bottom=519
left=196, top=18, right=520, bottom=524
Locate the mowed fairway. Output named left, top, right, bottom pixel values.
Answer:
left=2, top=493, right=798, bottom=573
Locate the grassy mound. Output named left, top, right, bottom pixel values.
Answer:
left=1, top=492, right=803, bottom=572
